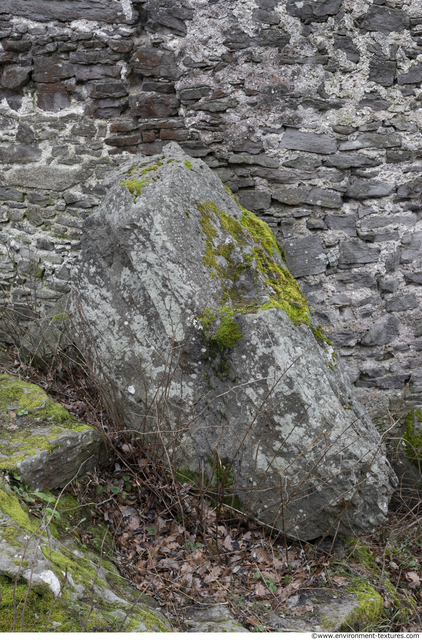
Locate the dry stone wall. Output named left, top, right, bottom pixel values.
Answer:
left=0, top=0, right=421, bottom=427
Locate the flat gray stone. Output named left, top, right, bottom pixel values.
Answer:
left=346, top=179, right=394, bottom=200
left=385, top=294, right=418, bottom=312
left=284, top=235, right=327, bottom=277
left=0, top=145, right=41, bottom=164
left=0, top=0, right=137, bottom=23
left=360, top=214, right=416, bottom=229
left=368, top=59, right=396, bottom=87
left=238, top=189, right=271, bottom=211
left=281, top=129, right=337, bottom=154
left=326, top=214, right=356, bottom=235
left=6, top=165, right=93, bottom=190
left=272, top=186, right=310, bottom=205
left=360, top=5, right=410, bottom=33
left=306, top=187, right=342, bottom=209
left=185, top=606, right=248, bottom=633
left=338, top=241, right=380, bottom=268
left=340, top=133, right=401, bottom=151
left=398, top=65, right=422, bottom=85
left=325, top=155, right=380, bottom=169
left=397, top=177, right=422, bottom=198
left=361, top=316, right=401, bottom=346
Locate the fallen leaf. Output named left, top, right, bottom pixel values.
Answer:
left=384, top=600, right=392, bottom=609
left=390, top=561, right=399, bottom=570
left=255, top=548, right=271, bottom=564
left=333, top=576, right=348, bottom=586
left=295, top=604, right=314, bottom=616
left=9, top=411, right=16, bottom=419
left=204, top=566, right=222, bottom=584
left=122, top=443, right=133, bottom=453
left=405, top=571, right=421, bottom=587
left=223, top=535, right=233, bottom=551
left=7, top=424, right=18, bottom=431
left=255, top=583, right=267, bottom=596
left=128, top=515, right=141, bottom=530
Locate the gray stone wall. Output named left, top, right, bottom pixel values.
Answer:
left=0, top=0, right=422, bottom=425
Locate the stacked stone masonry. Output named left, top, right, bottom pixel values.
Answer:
left=0, top=0, right=422, bottom=427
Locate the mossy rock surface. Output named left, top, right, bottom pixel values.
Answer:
left=74, top=142, right=396, bottom=540
left=0, top=374, right=106, bottom=491
left=0, top=481, right=171, bottom=632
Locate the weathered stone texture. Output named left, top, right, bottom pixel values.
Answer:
left=72, top=143, right=396, bottom=539
left=0, top=0, right=421, bottom=439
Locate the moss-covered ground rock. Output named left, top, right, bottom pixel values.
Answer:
left=73, top=142, right=396, bottom=540
left=0, top=374, right=106, bottom=491
left=0, top=479, right=170, bottom=632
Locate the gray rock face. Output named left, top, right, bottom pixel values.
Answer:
left=360, top=6, right=410, bottom=33
left=0, top=374, right=106, bottom=491
left=281, top=129, right=337, bottom=154
left=284, top=235, right=327, bottom=277
left=0, top=0, right=137, bottom=23
left=361, top=316, right=401, bottom=346
left=338, top=241, right=380, bottom=268
left=73, top=143, right=396, bottom=540
left=346, top=179, right=394, bottom=200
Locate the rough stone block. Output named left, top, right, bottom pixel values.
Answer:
left=0, top=64, right=31, bottom=89
left=129, top=93, right=180, bottom=118
left=361, top=316, right=401, bottom=346
left=368, top=59, right=396, bottom=86
left=7, top=165, right=92, bottom=190
left=306, top=187, right=342, bottom=209
left=334, top=35, right=360, bottom=62
left=237, top=190, right=271, bottom=211
left=358, top=93, right=391, bottom=111
left=0, top=144, right=41, bottom=164
left=336, top=273, right=377, bottom=289
left=281, top=129, right=337, bottom=154
left=338, top=241, right=380, bottom=268
left=327, top=331, right=359, bottom=347
left=286, top=0, right=343, bottom=22
left=325, top=155, right=380, bottom=169
left=33, top=56, right=74, bottom=82
left=37, top=82, right=71, bottom=112
left=132, top=48, right=179, bottom=79
left=340, top=133, right=401, bottom=150
left=403, top=272, right=422, bottom=285
left=346, top=178, right=394, bottom=200
left=326, top=214, right=356, bottom=235
left=397, top=177, right=422, bottom=199
left=284, top=235, right=327, bottom=277
left=386, top=294, right=418, bottom=312
left=397, top=65, right=422, bottom=85
left=360, top=5, right=410, bottom=33
left=272, top=186, right=310, bottom=205
left=0, top=0, right=137, bottom=23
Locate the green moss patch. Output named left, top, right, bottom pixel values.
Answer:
left=0, top=375, right=94, bottom=474
left=120, top=162, right=163, bottom=203
left=340, top=578, right=384, bottom=631
left=403, top=408, right=422, bottom=465
left=196, top=196, right=311, bottom=355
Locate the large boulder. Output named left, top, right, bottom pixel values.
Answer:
left=72, top=142, right=396, bottom=540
